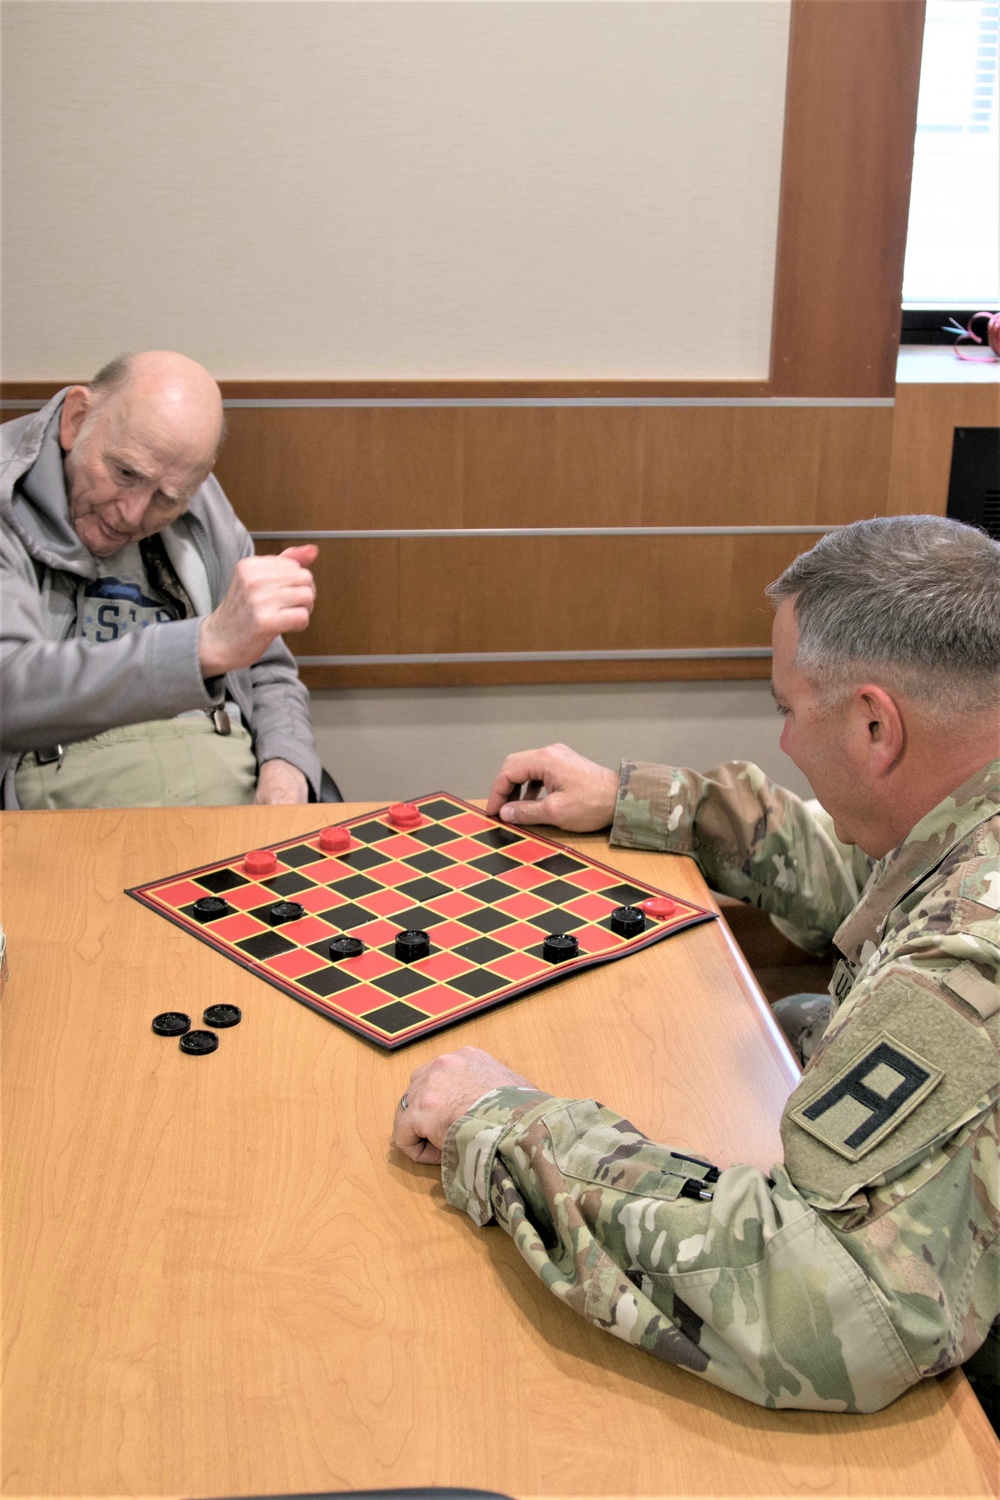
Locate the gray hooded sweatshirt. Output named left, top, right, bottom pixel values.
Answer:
left=0, top=391, right=320, bottom=805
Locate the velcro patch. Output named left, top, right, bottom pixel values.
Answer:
left=788, top=1032, right=943, bottom=1163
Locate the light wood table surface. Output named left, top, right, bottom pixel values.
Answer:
left=2, top=807, right=997, bottom=1500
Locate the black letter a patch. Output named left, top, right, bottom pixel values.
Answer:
left=788, top=1033, right=944, bottom=1162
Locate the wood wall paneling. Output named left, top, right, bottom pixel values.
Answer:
left=887, top=383, right=1000, bottom=516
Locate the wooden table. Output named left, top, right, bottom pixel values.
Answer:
left=2, top=807, right=996, bottom=1499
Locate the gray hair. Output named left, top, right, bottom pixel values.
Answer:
left=89, top=353, right=135, bottom=398
left=766, top=516, right=1000, bottom=717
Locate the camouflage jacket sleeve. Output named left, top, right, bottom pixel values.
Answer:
left=610, top=761, right=867, bottom=953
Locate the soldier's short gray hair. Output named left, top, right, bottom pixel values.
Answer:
left=766, top=516, right=1000, bottom=718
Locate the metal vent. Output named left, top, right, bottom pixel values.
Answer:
left=982, top=489, right=1000, bottom=540
left=946, top=429, right=1000, bottom=536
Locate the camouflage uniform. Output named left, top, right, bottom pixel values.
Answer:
left=441, top=759, right=1000, bottom=1412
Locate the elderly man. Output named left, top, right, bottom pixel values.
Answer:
left=1, top=351, right=321, bottom=807
left=393, top=516, right=1000, bottom=1417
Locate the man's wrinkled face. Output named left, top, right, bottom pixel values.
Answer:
left=770, top=599, right=860, bottom=846
left=61, top=394, right=211, bottom=558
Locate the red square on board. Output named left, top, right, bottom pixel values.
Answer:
left=445, top=811, right=492, bottom=834
left=295, top=857, right=344, bottom=885
left=508, top=839, right=556, bottom=864
left=267, top=947, right=327, bottom=980
left=565, top=892, right=616, bottom=921
left=352, top=918, right=402, bottom=947
left=154, top=879, right=210, bottom=909
left=339, top=950, right=398, bottom=982
left=375, top=861, right=424, bottom=888
left=487, top=950, right=548, bottom=982
left=298, top=884, right=346, bottom=914
left=495, top=921, right=544, bottom=949
left=496, top=891, right=550, bottom=920
left=212, top=912, right=267, bottom=942
left=281, top=915, right=338, bottom=946
left=567, top=866, right=623, bottom=892
left=362, top=887, right=413, bottom=917
left=428, top=889, right=481, bottom=918
left=439, top=837, right=489, bottom=863
left=379, top=834, right=426, bottom=860
left=575, top=923, right=618, bottom=956
left=409, top=984, right=477, bottom=1018
left=414, top=951, right=476, bottom=983
left=439, top=863, right=483, bottom=890
left=223, top=882, right=272, bottom=911
left=429, top=920, right=481, bottom=949
left=500, top=863, right=550, bottom=891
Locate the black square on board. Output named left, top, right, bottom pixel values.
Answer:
left=350, top=819, right=395, bottom=845
left=238, top=931, right=296, bottom=960
left=315, top=903, right=373, bottom=931
left=339, top=846, right=390, bottom=871
left=373, top=968, right=434, bottom=999
left=465, top=878, right=517, bottom=905
left=410, top=823, right=458, bottom=848
left=474, top=826, right=522, bottom=850
left=536, top=852, right=586, bottom=877
left=263, top=871, right=314, bottom=897
left=403, top=849, right=454, bottom=874
left=421, top=798, right=464, bottom=822
left=361, top=1000, right=430, bottom=1035
left=397, top=876, right=451, bottom=902
left=278, top=843, right=325, bottom=869
left=531, top=909, right=586, bottom=936
left=393, top=905, right=447, bottom=930
left=600, top=882, right=653, bottom=907
left=461, top=907, right=514, bottom=935
left=449, top=969, right=508, bottom=999
left=469, top=852, right=520, bottom=877
left=196, top=867, right=249, bottom=894
left=330, top=873, right=382, bottom=899
left=533, top=878, right=585, bottom=905
left=299, top=965, right=360, bottom=998
left=454, top=936, right=513, bottom=965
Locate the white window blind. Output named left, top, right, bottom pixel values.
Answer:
left=903, top=0, right=1000, bottom=307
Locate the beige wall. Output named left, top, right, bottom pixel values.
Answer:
left=2, top=0, right=789, bottom=381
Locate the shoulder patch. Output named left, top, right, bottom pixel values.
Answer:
left=788, top=1034, right=942, bottom=1162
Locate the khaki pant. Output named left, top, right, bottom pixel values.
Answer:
left=15, top=717, right=258, bottom=809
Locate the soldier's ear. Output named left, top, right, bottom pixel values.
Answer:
left=856, top=686, right=904, bottom=778
left=59, top=386, right=93, bottom=451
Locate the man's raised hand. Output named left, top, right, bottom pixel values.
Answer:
left=485, top=743, right=620, bottom=832
left=199, top=544, right=317, bottom=678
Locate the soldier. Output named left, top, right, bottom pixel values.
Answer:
left=392, top=515, right=1000, bottom=1416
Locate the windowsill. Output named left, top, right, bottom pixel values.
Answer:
left=897, top=345, right=1000, bottom=384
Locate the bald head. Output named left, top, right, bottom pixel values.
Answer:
left=59, top=351, right=224, bottom=556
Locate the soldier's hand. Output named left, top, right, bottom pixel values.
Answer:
left=392, top=1047, right=536, bottom=1165
left=199, top=545, right=318, bottom=677
left=486, top=743, right=620, bottom=831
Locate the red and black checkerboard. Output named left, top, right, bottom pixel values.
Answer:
left=127, top=793, right=714, bottom=1049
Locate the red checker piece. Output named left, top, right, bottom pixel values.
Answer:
left=155, top=879, right=212, bottom=909
left=496, top=891, right=550, bottom=920
left=244, top=848, right=278, bottom=877
left=429, top=890, right=481, bottom=918
left=213, top=912, right=266, bottom=942
left=641, top=896, right=679, bottom=919
left=268, top=948, right=327, bottom=980
left=488, top=950, right=548, bottom=982
left=414, top=951, right=476, bottom=983
left=388, top=802, right=423, bottom=829
left=281, top=915, right=338, bottom=946
left=319, top=825, right=352, bottom=853
left=362, top=887, right=413, bottom=916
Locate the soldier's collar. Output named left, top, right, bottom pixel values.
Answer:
left=833, top=758, right=1000, bottom=969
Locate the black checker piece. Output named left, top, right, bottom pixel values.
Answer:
left=350, top=819, right=396, bottom=845
left=474, top=826, right=522, bottom=850
left=278, top=843, right=326, bottom=869
left=338, top=846, right=390, bottom=871
left=330, top=873, right=382, bottom=899
left=531, top=908, right=586, bottom=936
left=197, top=867, right=248, bottom=894
left=373, top=968, right=434, bottom=999
left=299, top=965, right=359, bottom=998
left=534, top=878, right=587, bottom=905
left=461, top=907, right=515, bottom=935
left=238, top=931, right=296, bottom=960
left=362, top=1000, right=430, bottom=1035
left=315, top=902, right=373, bottom=931
left=263, top=871, right=314, bottom=897
left=249, top=901, right=306, bottom=926
left=421, top=798, right=464, bottom=821
left=392, top=905, right=447, bottom=931
left=536, top=852, right=586, bottom=877
left=454, top=936, right=513, bottom=965
left=465, top=878, right=518, bottom=904
left=183, top=898, right=232, bottom=923
left=410, top=823, right=460, bottom=848
left=449, top=969, right=507, bottom=1000
left=469, top=852, right=520, bottom=876
left=601, top=882, right=654, bottom=907
left=397, top=876, right=451, bottom=902
left=403, top=849, right=454, bottom=874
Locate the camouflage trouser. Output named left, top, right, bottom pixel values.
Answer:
left=771, top=993, right=833, bottom=1066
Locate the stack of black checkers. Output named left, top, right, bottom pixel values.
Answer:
left=151, top=1005, right=242, bottom=1053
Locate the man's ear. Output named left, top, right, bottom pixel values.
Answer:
left=855, top=685, right=905, bottom=778
left=58, top=386, right=92, bottom=450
